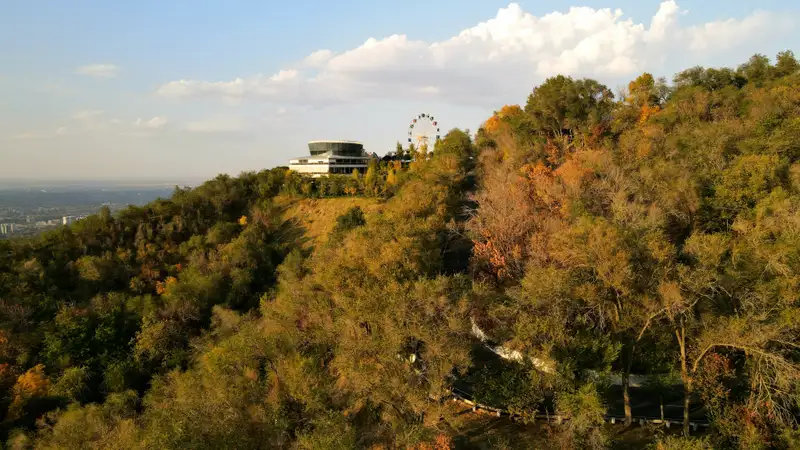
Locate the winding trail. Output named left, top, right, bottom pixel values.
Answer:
left=463, top=318, right=706, bottom=428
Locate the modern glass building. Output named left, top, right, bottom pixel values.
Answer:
left=289, top=140, right=374, bottom=176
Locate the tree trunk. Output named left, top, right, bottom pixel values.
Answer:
left=623, top=371, right=632, bottom=426
left=683, top=381, right=691, bottom=435
left=675, top=321, right=691, bottom=436
left=660, top=394, right=664, bottom=422
left=623, top=342, right=636, bottom=427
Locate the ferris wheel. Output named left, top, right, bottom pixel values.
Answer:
left=408, top=113, right=440, bottom=152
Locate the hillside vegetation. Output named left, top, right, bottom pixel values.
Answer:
left=277, top=196, right=384, bottom=247
left=1, top=51, right=800, bottom=449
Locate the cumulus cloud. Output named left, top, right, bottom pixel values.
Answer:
left=156, top=2, right=796, bottom=106
left=75, top=63, right=120, bottom=78
left=184, top=117, right=248, bottom=133
left=136, top=116, right=168, bottom=129
left=303, top=49, right=334, bottom=68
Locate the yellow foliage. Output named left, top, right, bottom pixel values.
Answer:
left=8, top=364, right=50, bottom=418
left=410, top=434, right=453, bottom=450
left=238, top=215, right=248, bottom=226
left=278, top=196, right=382, bottom=247
left=483, top=115, right=503, bottom=135
left=155, top=276, right=178, bottom=295
left=243, top=367, right=258, bottom=381
left=638, top=103, right=661, bottom=124
left=482, top=104, right=523, bottom=136
left=15, top=364, right=49, bottom=397
left=520, top=162, right=553, bottom=181
left=555, top=157, right=592, bottom=191
left=626, top=72, right=656, bottom=106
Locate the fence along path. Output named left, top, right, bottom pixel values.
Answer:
left=462, top=318, right=707, bottom=430
left=446, top=386, right=709, bottom=432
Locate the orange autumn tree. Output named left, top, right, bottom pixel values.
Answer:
left=410, top=434, right=453, bottom=450
left=481, top=104, right=524, bottom=161
left=625, top=72, right=663, bottom=124
left=483, top=104, right=523, bottom=135
left=155, top=276, right=178, bottom=295
left=8, top=364, right=50, bottom=419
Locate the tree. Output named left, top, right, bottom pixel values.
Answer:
left=773, top=50, right=800, bottom=78
left=554, top=384, right=608, bottom=450
left=332, top=206, right=366, bottom=235
left=738, top=53, right=771, bottom=86
left=525, top=75, right=614, bottom=139
left=49, top=367, right=89, bottom=403
left=8, top=364, right=50, bottom=421
left=664, top=216, right=800, bottom=435
left=364, top=159, right=379, bottom=196
left=673, top=66, right=746, bottom=91
left=395, top=141, right=405, bottom=160
left=625, top=72, right=659, bottom=107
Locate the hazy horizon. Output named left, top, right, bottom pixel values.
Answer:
left=0, top=177, right=208, bottom=190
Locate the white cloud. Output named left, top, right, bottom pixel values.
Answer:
left=135, top=116, right=168, bottom=129
left=155, top=1, right=796, bottom=107
left=75, top=63, right=120, bottom=78
left=55, top=126, right=67, bottom=136
left=303, top=49, right=334, bottom=68
left=158, top=69, right=300, bottom=101
left=685, top=11, right=775, bottom=52
left=184, top=117, right=247, bottom=133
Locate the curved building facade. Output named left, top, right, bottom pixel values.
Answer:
left=307, top=140, right=364, bottom=157
left=289, top=140, right=374, bottom=176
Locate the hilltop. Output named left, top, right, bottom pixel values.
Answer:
left=0, top=51, right=799, bottom=449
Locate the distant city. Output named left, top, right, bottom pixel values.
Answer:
left=0, top=180, right=199, bottom=239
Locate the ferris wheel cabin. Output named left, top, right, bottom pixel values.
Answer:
left=288, top=140, right=376, bottom=177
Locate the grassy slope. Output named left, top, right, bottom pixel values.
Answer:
left=276, top=195, right=384, bottom=247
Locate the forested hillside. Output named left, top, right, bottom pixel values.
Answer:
left=1, top=51, right=800, bottom=449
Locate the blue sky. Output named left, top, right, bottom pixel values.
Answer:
left=1, top=1, right=799, bottom=181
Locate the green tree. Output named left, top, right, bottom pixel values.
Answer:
left=395, top=141, right=405, bottom=160
left=525, top=75, right=614, bottom=138
left=738, top=53, right=772, bottom=86
left=773, top=50, right=800, bottom=78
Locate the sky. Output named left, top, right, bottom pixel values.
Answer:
left=1, top=1, right=799, bottom=181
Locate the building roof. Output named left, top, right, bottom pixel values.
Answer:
left=307, top=140, right=363, bottom=145
left=289, top=152, right=373, bottom=160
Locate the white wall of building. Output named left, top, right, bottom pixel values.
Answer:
left=291, top=164, right=331, bottom=174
